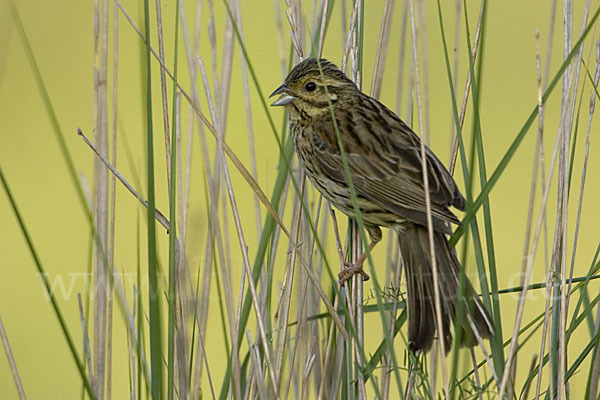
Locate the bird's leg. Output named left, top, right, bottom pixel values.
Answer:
left=338, top=238, right=380, bottom=284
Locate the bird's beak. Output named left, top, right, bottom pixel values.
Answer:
left=270, top=83, right=296, bottom=106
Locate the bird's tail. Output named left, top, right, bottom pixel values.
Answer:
left=398, top=224, right=495, bottom=353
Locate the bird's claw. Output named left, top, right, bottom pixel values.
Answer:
left=338, top=262, right=370, bottom=284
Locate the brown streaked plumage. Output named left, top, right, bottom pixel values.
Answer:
left=270, top=58, right=494, bottom=353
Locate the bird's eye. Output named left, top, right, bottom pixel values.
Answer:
left=305, top=81, right=317, bottom=92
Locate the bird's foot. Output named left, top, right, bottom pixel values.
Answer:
left=338, top=262, right=370, bottom=284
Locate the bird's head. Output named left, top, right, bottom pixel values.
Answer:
left=270, top=58, right=357, bottom=120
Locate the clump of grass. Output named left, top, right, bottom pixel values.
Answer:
left=3, top=0, right=600, bottom=399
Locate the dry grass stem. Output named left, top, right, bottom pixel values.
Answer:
left=78, top=129, right=170, bottom=232
left=0, top=316, right=26, bottom=400
left=448, top=1, right=485, bottom=176
left=498, top=98, right=564, bottom=399
left=105, top=1, right=120, bottom=399
left=370, top=0, right=393, bottom=98
left=409, top=0, right=448, bottom=392
left=154, top=0, right=172, bottom=187
left=93, top=0, right=110, bottom=398
left=284, top=0, right=304, bottom=59
left=78, top=293, right=95, bottom=394
left=317, top=0, right=330, bottom=58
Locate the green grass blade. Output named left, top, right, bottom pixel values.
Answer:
left=142, top=0, right=162, bottom=398
left=0, top=166, right=96, bottom=400
left=460, top=0, right=505, bottom=378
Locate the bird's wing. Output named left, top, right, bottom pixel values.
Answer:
left=309, top=94, right=464, bottom=230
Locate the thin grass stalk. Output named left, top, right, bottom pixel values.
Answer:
left=448, top=1, right=484, bottom=176
left=78, top=294, right=95, bottom=389
left=127, top=288, right=137, bottom=400
left=348, top=2, right=365, bottom=394
left=301, top=352, right=317, bottom=400
left=167, top=0, right=181, bottom=396
left=448, top=0, right=461, bottom=159
left=348, top=3, right=369, bottom=397
left=154, top=0, right=172, bottom=187
left=381, top=258, right=403, bottom=400
left=173, top=96, right=189, bottom=400
left=284, top=0, right=305, bottom=59
left=416, top=0, right=430, bottom=145
left=93, top=0, right=110, bottom=397
left=0, top=316, right=26, bottom=400
left=106, top=1, right=119, bottom=399
left=395, top=0, right=408, bottom=117
left=409, top=0, right=448, bottom=394
left=80, top=194, right=95, bottom=399
left=544, top=0, right=559, bottom=90
left=340, top=1, right=359, bottom=72
left=78, top=131, right=170, bottom=231
left=533, top=27, right=553, bottom=400
left=370, top=0, right=393, bottom=99
left=136, top=223, right=145, bottom=400
left=585, top=288, right=600, bottom=399
left=217, top=7, right=235, bottom=135
left=520, top=355, right=539, bottom=400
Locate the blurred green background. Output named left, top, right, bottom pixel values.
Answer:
left=1, top=0, right=599, bottom=398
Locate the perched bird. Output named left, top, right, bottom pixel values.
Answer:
left=270, top=58, right=494, bottom=353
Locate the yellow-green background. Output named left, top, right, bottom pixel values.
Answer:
left=1, top=0, right=599, bottom=398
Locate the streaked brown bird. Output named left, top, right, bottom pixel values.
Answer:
left=270, top=58, right=494, bottom=353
